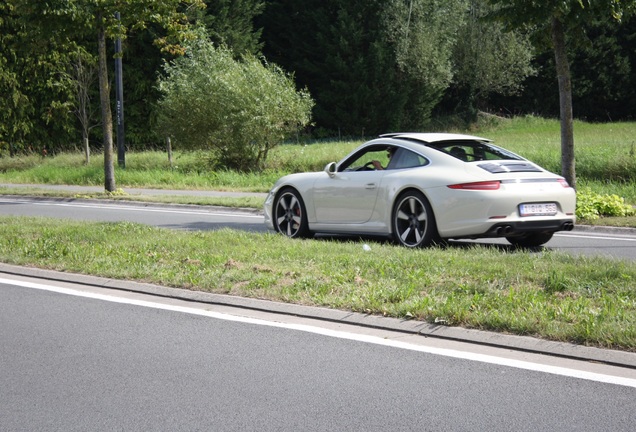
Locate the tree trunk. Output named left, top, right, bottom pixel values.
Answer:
left=166, top=136, right=173, bottom=168
left=83, top=136, right=90, bottom=165
left=97, top=12, right=116, bottom=192
left=551, top=16, right=576, bottom=189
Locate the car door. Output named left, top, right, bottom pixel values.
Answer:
left=311, top=145, right=389, bottom=224
left=312, top=170, right=385, bottom=224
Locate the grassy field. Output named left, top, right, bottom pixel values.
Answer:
left=1, top=116, right=635, bottom=350
left=0, top=216, right=634, bottom=351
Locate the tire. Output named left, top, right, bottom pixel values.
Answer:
left=273, top=188, right=311, bottom=238
left=392, top=190, right=439, bottom=247
left=506, top=232, right=553, bottom=248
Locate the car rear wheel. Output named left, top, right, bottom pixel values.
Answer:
left=273, top=188, right=311, bottom=238
left=392, top=191, right=438, bottom=247
left=506, top=232, right=554, bottom=248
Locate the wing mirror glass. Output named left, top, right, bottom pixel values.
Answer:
left=324, top=162, right=337, bottom=177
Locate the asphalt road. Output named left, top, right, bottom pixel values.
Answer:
left=2, top=274, right=635, bottom=431
left=0, top=196, right=266, bottom=232
left=0, top=196, right=635, bottom=261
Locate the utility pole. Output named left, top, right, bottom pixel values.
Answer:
left=114, top=12, right=125, bottom=168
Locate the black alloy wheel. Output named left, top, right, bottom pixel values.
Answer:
left=392, top=191, right=438, bottom=247
left=274, top=188, right=310, bottom=238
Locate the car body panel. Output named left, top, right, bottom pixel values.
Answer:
left=311, top=170, right=385, bottom=224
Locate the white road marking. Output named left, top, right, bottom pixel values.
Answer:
left=3, top=276, right=636, bottom=389
left=555, top=233, right=636, bottom=242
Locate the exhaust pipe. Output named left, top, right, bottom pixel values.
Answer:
left=495, top=225, right=514, bottom=236
left=561, top=222, right=574, bottom=231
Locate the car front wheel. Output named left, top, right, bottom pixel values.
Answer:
left=273, top=188, right=311, bottom=238
left=392, top=191, right=438, bottom=247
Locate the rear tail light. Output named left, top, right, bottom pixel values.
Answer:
left=448, top=181, right=501, bottom=190
left=558, top=179, right=571, bottom=188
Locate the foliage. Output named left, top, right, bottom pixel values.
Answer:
left=198, top=0, right=265, bottom=55
left=381, top=0, right=467, bottom=131
left=156, top=37, right=314, bottom=171
left=2, top=0, right=208, bottom=191
left=260, top=0, right=466, bottom=136
left=486, top=0, right=634, bottom=37
left=2, top=0, right=636, bottom=160
left=485, top=0, right=636, bottom=189
left=576, top=187, right=635, bottom=220
left=448, top=0, right=536, bottom=121
left=0, top=2, right=79, bottom=155
left=482, top=6, right=636, bottom=121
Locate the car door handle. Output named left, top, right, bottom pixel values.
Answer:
left=365, top=183, right=377, bottom=189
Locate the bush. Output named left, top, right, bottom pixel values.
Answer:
left=576, top=187, right=635, bottom=220
left=156, top=36, right=314, bottom=171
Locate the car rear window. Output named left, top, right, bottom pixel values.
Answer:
left=429, top=140, right=523, bottom=162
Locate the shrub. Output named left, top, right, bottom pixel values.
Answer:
left=156, top=36, right=314, bottom=171
left=576, top=187, right=635, bottom=220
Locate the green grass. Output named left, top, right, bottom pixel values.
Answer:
left=0, top=151, right=281, bottom=192
left=430, top=114, right=636, bottom=179
left=481, top=117, right=636, bottom=202
left=1, top=216, right=634, bottom=351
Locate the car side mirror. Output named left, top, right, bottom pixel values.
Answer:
left=324, top=162, right=337, bottom=178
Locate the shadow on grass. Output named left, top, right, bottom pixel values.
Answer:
left=312, top=233, right=545, bottom=254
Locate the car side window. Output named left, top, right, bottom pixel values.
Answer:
left=340, top=146, right=391, bottom=171
left=387, top=148, right=429, bottom=170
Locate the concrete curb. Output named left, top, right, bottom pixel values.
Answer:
left=2, top=262, right=635, bottom=370
left=571, top=224, right=636, bottom=235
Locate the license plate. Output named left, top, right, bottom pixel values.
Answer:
left=519, top=203, right=558, bottom=217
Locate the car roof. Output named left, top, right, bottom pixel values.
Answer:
left=379, top=132, right=492, bottom=144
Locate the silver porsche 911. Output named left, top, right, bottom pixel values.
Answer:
left=264, top=133, right=576, bottom=247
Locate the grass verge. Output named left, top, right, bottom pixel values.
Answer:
left=1, top=216, right=634, bottom=351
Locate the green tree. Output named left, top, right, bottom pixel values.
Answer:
left=570, top=16, right=636, bottom=120
left=117, top=26, right=168, bottom=149
left=483, top=15, right=636, bottom=122
left=62, top=47, right=99, bottom=164
left=0, top=3, right=30, bottom=156
left=9, top=0, right=205, bottom=191
left=119, top=2, right=266, bottom=148
left=486, top=0, right=636, bottom=189
left=0, top=3, right=78, bottom=156
left=381, top=0, right=467, bottom=131
left=450, top=0, right=536, bottom=121
left=200, top=0, right=265, bottom=55
left=260, top=0, right=466, bottom=136
left=156, top=37, right=314, bottom=171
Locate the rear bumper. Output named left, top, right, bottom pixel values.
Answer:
left=485, top=219, right=574, bottom=237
